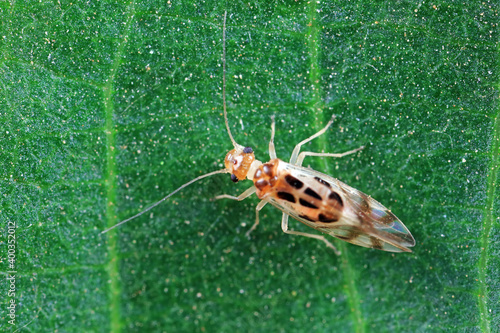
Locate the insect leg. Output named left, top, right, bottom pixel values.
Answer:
left=295, top=146, right=365, bottom=167
left=245, top=200, right=268, bottom=237
left=214, top=187, right=265, bottom=238
left=214, top=186, right=256, bottom=201
left=268, top=115, right=277, bottom=159
left=281, top=213, right=341, bottom=255
left=289, top=114, right=336, bottom=164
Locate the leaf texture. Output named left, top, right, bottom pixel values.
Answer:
left=1, top=1, right=498, bottom=332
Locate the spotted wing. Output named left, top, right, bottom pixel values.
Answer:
left=332, top=179, right=415, bottom=251
left=266, top=163, right=415, bottom=252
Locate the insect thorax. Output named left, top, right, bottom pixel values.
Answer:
left=253, top=160, right=344, bottom=223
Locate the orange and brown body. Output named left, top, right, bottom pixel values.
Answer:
left=253, top=159, right=343, bottom=224
left=225, top=152, right=415, bottom=252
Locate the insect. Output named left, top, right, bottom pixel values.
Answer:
left=103, top=12, right=415, bottom=254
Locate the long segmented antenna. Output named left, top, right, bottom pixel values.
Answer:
left=102, top=169, right=228, bottom=234
left=223, top=11, right=241, bottom=150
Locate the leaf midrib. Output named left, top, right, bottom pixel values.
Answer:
left=306, top=2, right=365, bottom=333
left=104, top=2, right=136, bottom=333
left=478, top=107, right=500, bottom=333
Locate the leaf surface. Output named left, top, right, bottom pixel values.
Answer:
left=1, top=1, right=498, bottom=332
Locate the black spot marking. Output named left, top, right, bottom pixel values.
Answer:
left=277, top=191, right=296, bottom=203
left=336, top=231, right=359, bottom=241
left=255, top=179, right=268, bottom=190
left=299, top=214, right=315, bottom=222
left=357, top=192, right=371, bottom=212
left=243, top=146, right=253, bottom=153
left=318, top=214, right=338, bottom=223
left=314, top=176, right=331, bottom=188
left=230, top=174, right=238, bottom=183
left=305, top=187, right=321, bottom=200
left=329, top=191, right=343, bottom=206
left=370, top=237, right=383, bottom=250
left=299, top=198, right=318, bottom=209
left=285, top=175, right=303, bottom=189
left=335, top=235, right=350, bottom=240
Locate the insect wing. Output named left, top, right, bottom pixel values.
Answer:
left=267, top=164, right=415, bottom=252
left=334, top=179, right=415, bottom=250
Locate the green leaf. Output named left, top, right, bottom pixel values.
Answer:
left=1, top=1, right=498, bottom=332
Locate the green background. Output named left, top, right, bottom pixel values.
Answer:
left=1, top=0, right=498, bottom=332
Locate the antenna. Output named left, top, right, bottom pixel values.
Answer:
left=222, top=11, right=241, bottom=150
left=101, top=169, right=228, bottom=234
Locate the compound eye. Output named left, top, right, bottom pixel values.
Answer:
left=230, top=174, right=239, bottom=183
left=243, top=147, right=253, bottom=154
